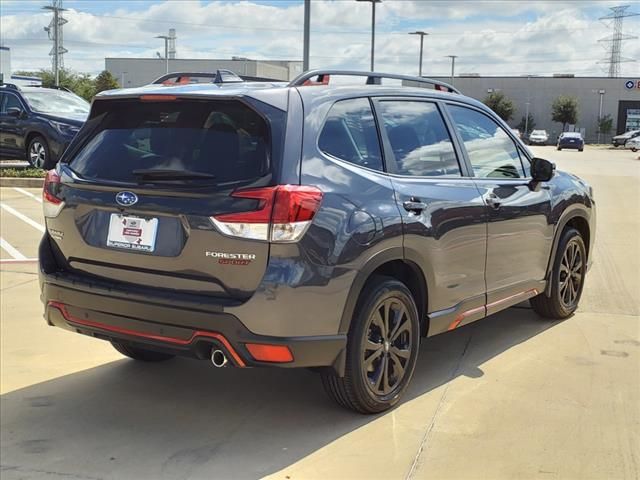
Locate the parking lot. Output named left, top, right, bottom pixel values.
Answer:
left=1, top=146, right=638, bottom=480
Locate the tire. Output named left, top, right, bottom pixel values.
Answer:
left=557, top=147, right=562, bottom=151
left=632, top=148, right=638, bottom=152
left=613, top=144, right=619, bottom=148
left=531, top=227, right=586, bottom=319
left=27, top=135, right=53, bottom=169
left=321, top=276, right=420, bottom=414
left=579, top=148, right=584, bottom=152
left=111, top=341, right=175, bottom=362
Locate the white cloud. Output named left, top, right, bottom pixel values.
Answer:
left=1, top=0, right=638, bottom=76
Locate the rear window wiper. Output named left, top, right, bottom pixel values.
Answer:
left=131, top=169, right=217, bottom=181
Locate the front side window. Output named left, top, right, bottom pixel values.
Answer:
left=448, top=105, right=526, bottom=179
left=318, top=98, right=383, bottom=171
left=4, top=93, right=23, bottom=112
left=377, top=100, right=461, bottom=177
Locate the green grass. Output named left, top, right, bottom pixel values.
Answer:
left=0, top=168, right=46, bottom=178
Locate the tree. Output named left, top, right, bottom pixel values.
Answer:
left=483, top=91, right=515, bottom=122
left=551, top=96, right=578, bottom=131
left=598, top=114, right=613, bottom=135
left=14, top=68, right=96, bottom=101
left=516, top=114, right=536, bottom=136
left=94, top=70, right=120, bottom=94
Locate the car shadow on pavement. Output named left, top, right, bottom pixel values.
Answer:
left=1, top=305, right=559, bottom=480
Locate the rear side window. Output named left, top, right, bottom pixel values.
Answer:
left=318, top=98, right=383, bottom=171
left=377, top=101, right=461, bottom=177
left=70, top=99, right=278, bottom=185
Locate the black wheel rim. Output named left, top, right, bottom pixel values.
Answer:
left=361, top=298, right=412, bottom=397
left=559, top=239, right=583, bottom=308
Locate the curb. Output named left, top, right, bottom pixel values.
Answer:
left=0, top=177, right=45, bottom=188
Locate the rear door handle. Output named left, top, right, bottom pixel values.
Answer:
left=403, top=198, right=427, bottom=214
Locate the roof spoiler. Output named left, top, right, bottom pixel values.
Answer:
left=289, top=69, right=461, bottom=94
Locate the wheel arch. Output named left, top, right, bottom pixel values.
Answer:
left=338, top=250, right=428, bottom=336
left=333, top=248, right=429, bottom=376
left=544, top=206, right=592, bottom=296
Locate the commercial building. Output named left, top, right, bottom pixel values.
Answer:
left=105, top=58, right=303, bottom=88
left=0, top=46, right=42, bottom=86
left=430, top=75, right=640, bottom=142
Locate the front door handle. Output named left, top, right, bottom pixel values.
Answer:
left=403, top=198, right=427, bottom=214
left=486, top=193, right=501, bottom=210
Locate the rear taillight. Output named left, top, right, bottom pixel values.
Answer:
left=43, top=169, right=64, bottom=218
left=210, top=185, right=323, bottom=243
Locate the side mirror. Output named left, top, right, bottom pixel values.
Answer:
left=531, top=157, right=555, bottom=182
left=6, top=107, right=23, bottom=118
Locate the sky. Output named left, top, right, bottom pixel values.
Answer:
left=1, top=0, right=639, bottom=77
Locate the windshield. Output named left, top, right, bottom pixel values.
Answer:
left=23, top=90, right=90, bottom=115
left=562, top=132, right=581, bottom=138
left=531, top=130, right=546, bottom=135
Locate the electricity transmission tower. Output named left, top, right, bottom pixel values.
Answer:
left=43, top=0, right=68, bottom=86
left=598, top=5, right=639, bottom=78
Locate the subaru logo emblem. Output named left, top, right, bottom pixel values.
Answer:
left=115, top=191, right=138, bottom=206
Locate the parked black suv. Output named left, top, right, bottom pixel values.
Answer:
left=39, top=70, right=595, bottom=413
left=0, top=84, right=89, bottom=168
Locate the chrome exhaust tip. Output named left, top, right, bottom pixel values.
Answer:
left=211, top=349, right=228, bottom=368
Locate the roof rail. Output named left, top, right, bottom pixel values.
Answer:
left=0, top=83, right=21, bottom=91
left=289, top=69, right=461, bottom=94
left=152, top=69, right=245, bottom=85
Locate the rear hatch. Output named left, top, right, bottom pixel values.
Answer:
left=47, top=95, right=287, bottom=301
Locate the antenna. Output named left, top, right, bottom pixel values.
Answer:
left=42, top=0, right=68, bottom=86
left=598, top=5, right=639, bottom=78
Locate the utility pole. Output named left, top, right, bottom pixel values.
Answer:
left=303, top=0, right=310, bottom=71
left=409, top=31, right=428, bottom=76
left=598, top=5, right=639, bottom=77
left=446, top=55, right=457, bottom=85
left=357, top=0, right=381, bottom=71
left=155, top=35, right=170, bottom=74
left=43, top=0, right=68, bottom=86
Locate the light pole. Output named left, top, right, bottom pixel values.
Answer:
left=357, top=0, right=381, bottom=71
left=409, top=31, right=428, bottom=77
left=446, top=55, right=457, bottom=85
left=155, top=35, right=170, bottom=74
left=597, top=89, right=605, bottom=144
left=303, top=0, right=311, bottom=71
left=524, top=75, right=531, bottom=137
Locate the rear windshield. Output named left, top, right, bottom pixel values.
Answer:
left=69, top=99, right=281, bottom=185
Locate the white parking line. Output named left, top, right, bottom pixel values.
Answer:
left=13, top=187, right=43, bottom=203
left=0, top=237, right=27, bottom=260
left=0, top=202, right=46, bottom=232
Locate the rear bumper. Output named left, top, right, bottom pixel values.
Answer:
left=40, top=268, right=346, bottom=371
left=558, top=143, right=583, bottom=149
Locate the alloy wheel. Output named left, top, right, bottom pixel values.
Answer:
left=559, top=239, right=583, bottom=308
left=29, top=141, right=47, bottom=169
left=361, top=298, right=412, bottom=397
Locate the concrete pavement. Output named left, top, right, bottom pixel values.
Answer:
left=1, top=146, right=638, bottom=480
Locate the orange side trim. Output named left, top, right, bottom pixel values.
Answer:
left=48, top=301, right=246, bottom=367
left=446, top=288, right=539, bottom=331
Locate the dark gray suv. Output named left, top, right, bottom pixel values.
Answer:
left=39, top=70, right=595, bottom=413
